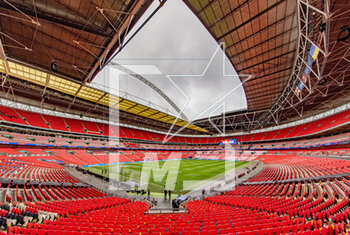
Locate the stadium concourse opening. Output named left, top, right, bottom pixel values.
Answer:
left=0, top=0, right=349, bottom=234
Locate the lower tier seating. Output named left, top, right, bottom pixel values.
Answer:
left=0, top=144, right=349, bottom=234
left=7, top=198, right=344, bottom=235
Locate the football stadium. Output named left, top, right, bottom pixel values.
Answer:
left=0, top=0, right=349, bottom=234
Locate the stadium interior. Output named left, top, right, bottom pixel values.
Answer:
left=0, top=0, right=349, bottom=234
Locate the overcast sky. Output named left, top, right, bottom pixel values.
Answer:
left=93, top=0, right=247, bottom=121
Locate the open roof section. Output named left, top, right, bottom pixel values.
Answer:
left=183, top=0, right=298, bottom=111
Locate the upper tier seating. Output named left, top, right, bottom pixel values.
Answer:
left=41, top=115, right=68, bottom=132
left=0, top=104, right=349, bottom=143
left=63, top=119, right=85, bottom=134
left=15, top=110, right=49, bottom=129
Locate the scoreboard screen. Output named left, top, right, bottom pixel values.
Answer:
left=220, top=139, right=237, bottom=145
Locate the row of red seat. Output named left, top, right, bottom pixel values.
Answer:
left=1, top=104, right=349, bottom=143
left=0, top=157, right=77, bottom=183
left=249, top=154, right=350, bottom=182
left=0, top=150, right=192, bottom=166
left=3, top=149, right=350, bottom=234
left=7, top=184, right=105, bottom=203
left=2, top=147, right=349, bottom=170
left=1, top=129, right=348, bottom=152
left=9, top=199, right=343, bottom=234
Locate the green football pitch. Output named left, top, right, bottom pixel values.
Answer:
left=87, top=159, right=249, bottom=195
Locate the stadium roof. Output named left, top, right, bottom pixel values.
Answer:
left=0, top=0, right=349, bottom=135
left=186, top=0, right=350, bottom=133
left=0, top=0, right=151, bottom=84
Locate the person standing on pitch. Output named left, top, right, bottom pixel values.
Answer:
left=164, top=188, right=167, bottom=200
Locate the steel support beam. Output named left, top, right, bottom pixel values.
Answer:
left=0, top=1, right=110, bottom=37
left=259, top=0, right=331, bottom=130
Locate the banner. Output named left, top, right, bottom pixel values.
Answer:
left=309, top=44, right=320, bottom=60
left=295, top=43, right=320, bottom=97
